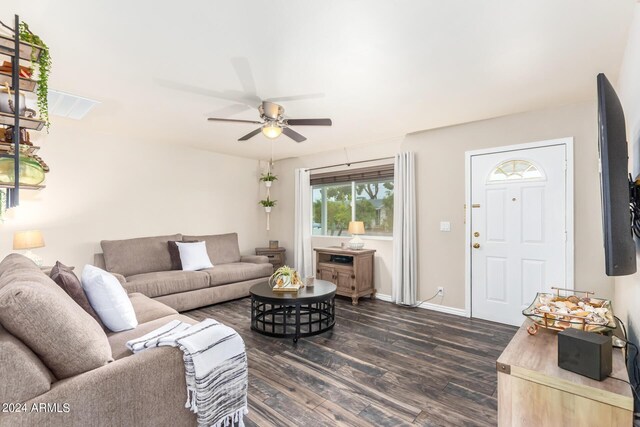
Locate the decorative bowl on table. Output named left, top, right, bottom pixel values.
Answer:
left=269, top=265, right=304, bottom=292
left=522, top=287, right=616, bottom=335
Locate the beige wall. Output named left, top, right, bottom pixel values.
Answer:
left=0, top=119, right=269, bottom=271
left=615, top=4, right=640, bottom=347
left=403, top=101, right=613, bottom=309
left=272, top=101, right=612, bottom=311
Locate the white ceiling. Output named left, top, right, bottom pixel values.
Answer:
left=2, top=0, right=636, bottom=160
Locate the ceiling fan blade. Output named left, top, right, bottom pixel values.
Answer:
left=156, top=79, right=259, bottom=106
left=204, top=103, right=251, bottom=118
left=266, top=93, right=325, bottom=103
left=208, top=117, right=263, bottom=124
left=230, top=57, right=259, bottom=100
left=238, top=128, right=263, bottom=141
left=285, top=118, right=332, bottom=126
left=282, top=127, right=307, bottom=143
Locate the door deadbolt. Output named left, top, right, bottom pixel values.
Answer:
left=473, top=232, right=480, bottom=237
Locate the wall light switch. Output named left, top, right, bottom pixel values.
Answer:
left=440, top=221, right=451, bottom=232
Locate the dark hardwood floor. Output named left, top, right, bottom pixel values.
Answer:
left=184, top=296, right=517, bottom=427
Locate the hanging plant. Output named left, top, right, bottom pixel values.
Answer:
left=19, top=22, right=51, bottom=131
left=259, top=197, right=276, bottom=212
left=260, top=172, right=278, bottom=188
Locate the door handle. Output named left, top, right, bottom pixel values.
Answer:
left=473, top=243, right=480, bottom=249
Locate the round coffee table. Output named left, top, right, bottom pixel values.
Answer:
left=250, top=280, right=336, bottom=343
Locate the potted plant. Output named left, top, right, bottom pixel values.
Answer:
left=260, top=172, right=278, bottom=188
left=259, top=197, right=276, bottom=213
left=19, top=22, right=51, bottom=131
left=269, top=265, right=303, bottom=289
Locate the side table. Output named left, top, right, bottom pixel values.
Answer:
left=255, top=247, right=286, bottom=270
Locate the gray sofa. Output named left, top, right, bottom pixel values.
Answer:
left=0, top=254, right=198, bottom=426
left=95, top=233, right=273, bottom=312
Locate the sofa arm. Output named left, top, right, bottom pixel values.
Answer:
left=0, top=347, right=196, bottom=427
left=240, top=255, right=270, bottom=264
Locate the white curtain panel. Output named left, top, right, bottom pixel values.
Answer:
left=392, top=151, right=418, bottom=305
left=294, top=168, right=313, bottom=277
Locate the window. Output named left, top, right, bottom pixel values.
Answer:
left=488, top=159, right=544, bottom=183
left=311, top=166, right=394, bottom=237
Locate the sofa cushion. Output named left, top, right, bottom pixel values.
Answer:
left=128, top=292, right=178, bottom=324
left=101, top=233, right=182, bottom=277
left=0, top=324, right=54, bottom=403
left=0, top=253, right=39, bottom=279
left=124, top=270, right=210, bottom=298
left=183, top=233, right=241, bottom=265
left=50, top=261, right=106, bottom=331
left=107, top=314, right=196, bottom=360
left=0, top=270, right=113, bottom=379
left=203, top=262, right=273, bottom=287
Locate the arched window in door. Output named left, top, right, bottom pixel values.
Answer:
left=488, top=159, right=544, bottom=183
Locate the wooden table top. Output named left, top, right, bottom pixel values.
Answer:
left=497, top=320, right=633, bottom=410
left=313, top=246, right=376, bottom=255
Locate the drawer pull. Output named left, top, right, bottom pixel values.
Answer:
left=351, top=274, right=355, bottom=279
left=351, top=286, right=355, bottom=290
left=317, top=269, right=320, bottom=274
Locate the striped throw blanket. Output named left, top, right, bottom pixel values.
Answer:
left=126, top=319, right=248, bottom=427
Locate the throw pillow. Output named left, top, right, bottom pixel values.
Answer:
left=168, top=239, right=199, bottom=270
left=176, top=241, right=214, bottom=271
left=81, top=265, right=138, bottom=332
left=0, top=278, right=113, bottom=380
left=50, top=261, right=106, bottom=331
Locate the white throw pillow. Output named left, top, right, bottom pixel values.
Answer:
left=177, top=241, right=214, bottom=271
left=81, top=264, right=138, bottom=332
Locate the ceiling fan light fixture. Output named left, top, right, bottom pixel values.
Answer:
left=262, top=122, right=282, bottom=139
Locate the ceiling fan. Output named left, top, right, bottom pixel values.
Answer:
left=207, top=100, right=332, bottom=143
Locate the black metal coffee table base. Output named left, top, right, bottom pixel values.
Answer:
left=250, top=281, right=336, bottom=343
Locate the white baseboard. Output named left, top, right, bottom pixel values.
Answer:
left=374, top=293, right=469, bottom=317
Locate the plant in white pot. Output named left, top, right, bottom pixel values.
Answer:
left=259, top=197, right=276, bottom=213
left=260, top=172, right=278, bottom=188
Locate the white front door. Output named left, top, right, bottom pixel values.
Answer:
left=470, top=144, right=567, bottom=326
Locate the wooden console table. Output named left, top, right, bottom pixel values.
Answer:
left=497, top=320, right=633, bottom=426
left=313, top=246, right=375, bottom=305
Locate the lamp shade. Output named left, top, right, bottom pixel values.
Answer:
left=13, top=230, right=45, bottom=250
left=348, top=221, right=365, bottom=235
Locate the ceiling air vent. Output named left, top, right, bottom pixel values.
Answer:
left=47, top=89, right=100, bottom=120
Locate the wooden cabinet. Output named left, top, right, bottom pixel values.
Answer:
left=497, top=320, right=633, bottom=426
left=255, top=247, right=286, bottom=270
left=313, top=247, right=375, bottom=305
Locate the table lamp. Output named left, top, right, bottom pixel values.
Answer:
left=13, top=230, right=45, bottom=266
left=348, top=221, right=365, bottom=250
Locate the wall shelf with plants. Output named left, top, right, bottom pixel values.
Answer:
left=0, top=15, right=51, bottom=208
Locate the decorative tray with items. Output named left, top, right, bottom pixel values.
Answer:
left=522, top=287, right=616, bottom=335
left=269, top=266, right=304, bottom=292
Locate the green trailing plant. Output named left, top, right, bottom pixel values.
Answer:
left=19, top=22, right=51, bottom=131
left=260, top=172, right=278, bottom=182
left=259, top=197, right=276, bottom=207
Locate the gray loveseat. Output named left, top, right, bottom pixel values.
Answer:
left=95, top=233, right=272, bottom=312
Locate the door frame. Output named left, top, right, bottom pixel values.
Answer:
left=464, top=137, right=575, bottom=319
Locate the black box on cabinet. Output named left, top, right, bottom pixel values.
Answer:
left=558, top=328, right=612, bottom=381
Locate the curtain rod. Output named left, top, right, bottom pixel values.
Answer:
left=305, top=156, right=394, bottom=172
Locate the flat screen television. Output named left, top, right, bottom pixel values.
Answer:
left=597, top=73, right=637, bottom=276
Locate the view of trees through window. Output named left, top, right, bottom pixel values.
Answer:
left=312, top=178, right=394, bottom=236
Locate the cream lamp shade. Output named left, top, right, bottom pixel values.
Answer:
left=347, top=221, right=365, bottom=250
left=348, top=221, right=365, bottom=235
left=13, top=230, right=45, bottom=267
left=13, top=230, right=45, bottom=250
